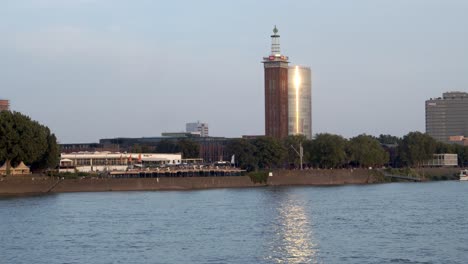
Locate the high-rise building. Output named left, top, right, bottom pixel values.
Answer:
left=186, top=121, right=209, bottom=137
left=0, top=99, right=9, bottom=111
left=263, top=26, right=289, bottom=139
left=426, top=91, right=468, bottom=143
left=288, top=66, right=312, bottom=139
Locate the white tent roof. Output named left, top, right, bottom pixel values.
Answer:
left=15, top=162, right=29, bottom=170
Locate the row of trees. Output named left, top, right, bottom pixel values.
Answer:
left=383, top=132, right=468, bottom=168
left=225, top=132, right=466, bottom=171
left=226, top=134, right=389, bottom=171
left=0, top=111, right=59, bottom=172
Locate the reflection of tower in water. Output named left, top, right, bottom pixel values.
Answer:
left=267, top=194, right=320, bottom=263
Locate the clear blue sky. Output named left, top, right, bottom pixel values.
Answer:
left=1, top=0, right=467, bottom=143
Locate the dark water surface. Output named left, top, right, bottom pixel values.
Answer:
left=1, top=182, right=467, bottom=264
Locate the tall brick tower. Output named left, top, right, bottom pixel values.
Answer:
left=263, top=26, right=289, bottom=139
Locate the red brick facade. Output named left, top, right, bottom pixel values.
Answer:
left=264, top=63, right=289, bottom=139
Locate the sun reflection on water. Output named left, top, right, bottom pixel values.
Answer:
left=266, top=194, right=320, bottom=263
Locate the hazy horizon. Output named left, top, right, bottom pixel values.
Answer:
left=1, top=0, right=467, bottom=143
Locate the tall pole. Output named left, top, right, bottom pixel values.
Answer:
left=291, top=142, right=303, bottom=170
left=300, top=142, right=303, bottom=170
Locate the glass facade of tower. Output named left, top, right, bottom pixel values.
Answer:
left=426, top=92, right=468, bottom=143
left=287, top=66, right=312, bottom=139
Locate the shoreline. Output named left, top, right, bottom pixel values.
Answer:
left=0, top=168, right=460, bottom=197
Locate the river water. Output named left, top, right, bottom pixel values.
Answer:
left=1, top=182, right=467, bottom=263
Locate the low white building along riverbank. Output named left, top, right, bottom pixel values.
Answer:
left=59, top=152, right=182, bottom=173
left=423, top=154, right=458, bottom=167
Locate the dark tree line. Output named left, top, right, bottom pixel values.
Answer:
left=225, top=132, right=467, bottom=172
left=225, top=134, right=389, bottom=171
left=0, top=111, right=59, bottom=173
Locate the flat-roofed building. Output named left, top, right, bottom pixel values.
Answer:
left=426, top=92, right=468, bottom=143
left=288, top=65, right=312, bottom=139
left=423, top=153, right=458, bottom=167
left=59, top=152, right=182, bottom=173
left=186, top=121, right=209, bottom=137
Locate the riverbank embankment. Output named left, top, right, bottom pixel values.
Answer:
left=0, top=168, right=460, bottom=196
left=268, top=168, right=383, bottom=186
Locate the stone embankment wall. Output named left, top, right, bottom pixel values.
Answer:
left=51, top=176, right=262, bottom=193
left=269, top=168, right=381, bottom=186
left=0, top=167, right=460, bottom=196
left=0, top=176, right=59, bottom=195
left=0, top=169, right=378, bottom=195
left=0, top=176, right=264, bottom=195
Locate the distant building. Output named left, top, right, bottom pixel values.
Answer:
left=162, top=132, right=201, bottom=138
left=186, top=121, right=209, bottom=137
left=99, top=135, right=232, bottom=163
left=61, top=143, right=120, bottom=153
left=448, top=136, right=468, bottom=146
left=426, top=92, right=468, bottom=143
left=263, top=26, right=289, bottom=139
left=288, top=66, right=312, bottom=139
left=423, top=154, right=458, bottom=167
left=0, top=99, right=10, bottom=111
left=241, top=135, right=264, bottom=140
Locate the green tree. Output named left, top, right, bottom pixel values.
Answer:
left=177, top=139, right=200, bottom=159
left=0, top=111, right=58, bottom=173
left=307, top=133, right=347, bottom=168
left=377, top=134, right=401, bottom=145
left=31, top=132, right=60, bottom=170
left=453, top=144, right=468, bottom=167
left=398, top=132, right=437, bottom=167
left=348, top=134, right=389, bottom=168
left=434, top=141, right=456, bottom=154
left=252, top=136, right=286, bottom=169
left=225, top=138, right=258, bottom=171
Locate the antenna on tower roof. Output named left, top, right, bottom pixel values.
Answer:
left=270, top=25, right=281, bottom=55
